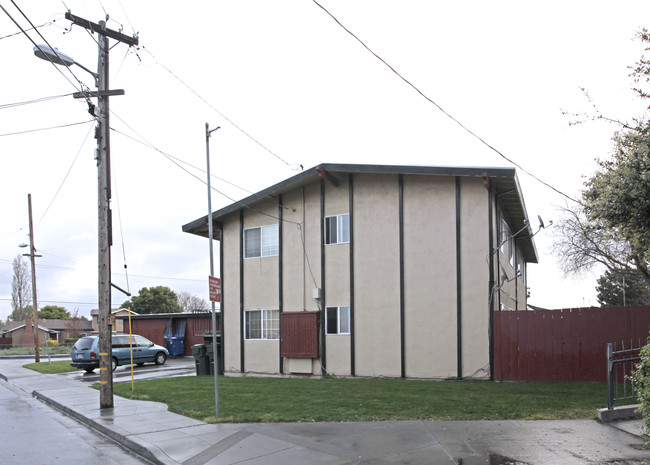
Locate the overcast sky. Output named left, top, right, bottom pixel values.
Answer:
left=1, top=1, right=649, bottom=322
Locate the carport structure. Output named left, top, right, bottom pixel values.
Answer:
left=116, top=312, right=220, bottom=361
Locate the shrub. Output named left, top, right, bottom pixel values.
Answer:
left=64, top=337, right=79, bottom=345
left=634, top=336, right=650, bottom=443
left=43, top=339, right=58, bottom=348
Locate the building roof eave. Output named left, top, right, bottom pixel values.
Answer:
left=182, top=163, right=538, bottom=263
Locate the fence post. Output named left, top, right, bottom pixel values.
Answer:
left=606, top=342, right=613, bottom=410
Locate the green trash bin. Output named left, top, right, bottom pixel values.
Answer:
left=205, top=343, right=214, bottom=375
left=192, top=344, right=209, bottom=376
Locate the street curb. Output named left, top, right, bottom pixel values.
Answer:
left=32, top=389, right=179, bottom=465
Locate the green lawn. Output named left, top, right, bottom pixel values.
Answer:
left=23, top=360, right=81, bottom=374
left=109, top=376, right=619, bottom=424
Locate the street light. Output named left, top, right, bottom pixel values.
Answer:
left=33, top=44, right=98, bottom=83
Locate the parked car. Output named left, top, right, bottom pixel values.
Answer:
left=70, top=334, right=168, bottom=373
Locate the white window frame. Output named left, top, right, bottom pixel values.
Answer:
left=324, top=213, right=350, bottom=245
left=244, top=309, right=279, bottom=340
left=326, top=306, right=350, bottom=335
left=244, top=224, right=279, bottom=258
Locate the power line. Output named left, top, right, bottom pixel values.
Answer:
left=0, top=20, right=51, bottom=40
left=36, top=123, right=94, bottom=227
left=109, top=114, right=301, bottom=225
left=0, top=120, right=94, bottom=137
left=0, top=93, right=73, bottom=109
left=5, top=0, right=96, bottom=110
left=312, top=0, right=580, bottom=205
left=139, top=47, right=303, bottom=171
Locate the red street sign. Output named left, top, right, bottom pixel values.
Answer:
left=209, top=276, right=221, bottom=302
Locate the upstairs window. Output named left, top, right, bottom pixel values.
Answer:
left=325, top=214, right=350, bottom=245
left=244, top=224, right=279, bottom=258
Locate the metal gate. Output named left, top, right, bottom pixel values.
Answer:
left=606, top=339, right=644, bottom=410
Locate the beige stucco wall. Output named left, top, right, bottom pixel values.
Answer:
left=281, top=184, right=321, bottom=375
left=217, top=170, right=529, bottom=379
left=222, top=211, right=241, bottom=374
left=353, top=174, right=402, bottom=378
left=282, top=188, right=308, bottom=313
left=244, top=339, right=279, bottom=373
left=325, top=335, right=351, bottom=375
left=402, top=175, right=458, bottom=378
left=460, top=179, right=490, bottom=378
left=243, top=201, right=280, bottom=309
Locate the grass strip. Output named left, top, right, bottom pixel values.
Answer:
left=111, top=376, right=615, bottom=423
left=23, top=360, right=80, bottom=374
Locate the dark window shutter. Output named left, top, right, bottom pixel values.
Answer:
left=280, top=311, right=319, bottom=358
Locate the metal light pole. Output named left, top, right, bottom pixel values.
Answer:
left=206, top=123, right=220, bottom=418
left=20, top=194, right=41, bottom=362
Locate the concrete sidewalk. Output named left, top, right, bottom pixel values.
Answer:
left=1, top=360, right=648, bottom=465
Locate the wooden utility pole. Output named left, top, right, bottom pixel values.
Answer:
left=65, top=11, right=138, bottom=409
left=25, top=194, right=41, bottom=363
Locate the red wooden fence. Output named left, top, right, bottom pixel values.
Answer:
left=493, top=306, right=650, bottom=382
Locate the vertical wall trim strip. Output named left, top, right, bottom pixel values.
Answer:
left=320, top=178, right=327, bottom=374
left=278, top=194, right=284, bottom=374
left=239, top=209, right=245, bottom=373
left=487, top=190, right=495, bottom=380
left=349, top=174, right=355, bottom=376
left=455, top=177, right=463, bottom=379
left=398, top=174, right=406, bottom=378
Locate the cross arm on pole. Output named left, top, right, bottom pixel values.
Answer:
left=65, top=11, right=139, bottom=46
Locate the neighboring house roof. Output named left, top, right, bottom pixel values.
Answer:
left=0, top=319, right=92, bottom=333
left=39, top=318, right=93, bottom=332
left=182, top=163, right=538, bottom=263
left=2, top=323, right=58, bottom=334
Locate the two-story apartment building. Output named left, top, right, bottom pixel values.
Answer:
left=182, top=164, right=537, bottom=380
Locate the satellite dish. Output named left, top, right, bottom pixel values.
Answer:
left=538, top=215, right=545, bottom=229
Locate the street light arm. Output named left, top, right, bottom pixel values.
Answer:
left=72, top=61, right=99, bottom=84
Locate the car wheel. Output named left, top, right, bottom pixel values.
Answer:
left=137, top=363, right=144, bottom=367
left=111, top=357, right=118, bottom=372
left=154, top=352, right=167, bottom=366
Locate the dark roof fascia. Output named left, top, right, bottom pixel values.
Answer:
left=182, top=163, right=538, bottom=263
